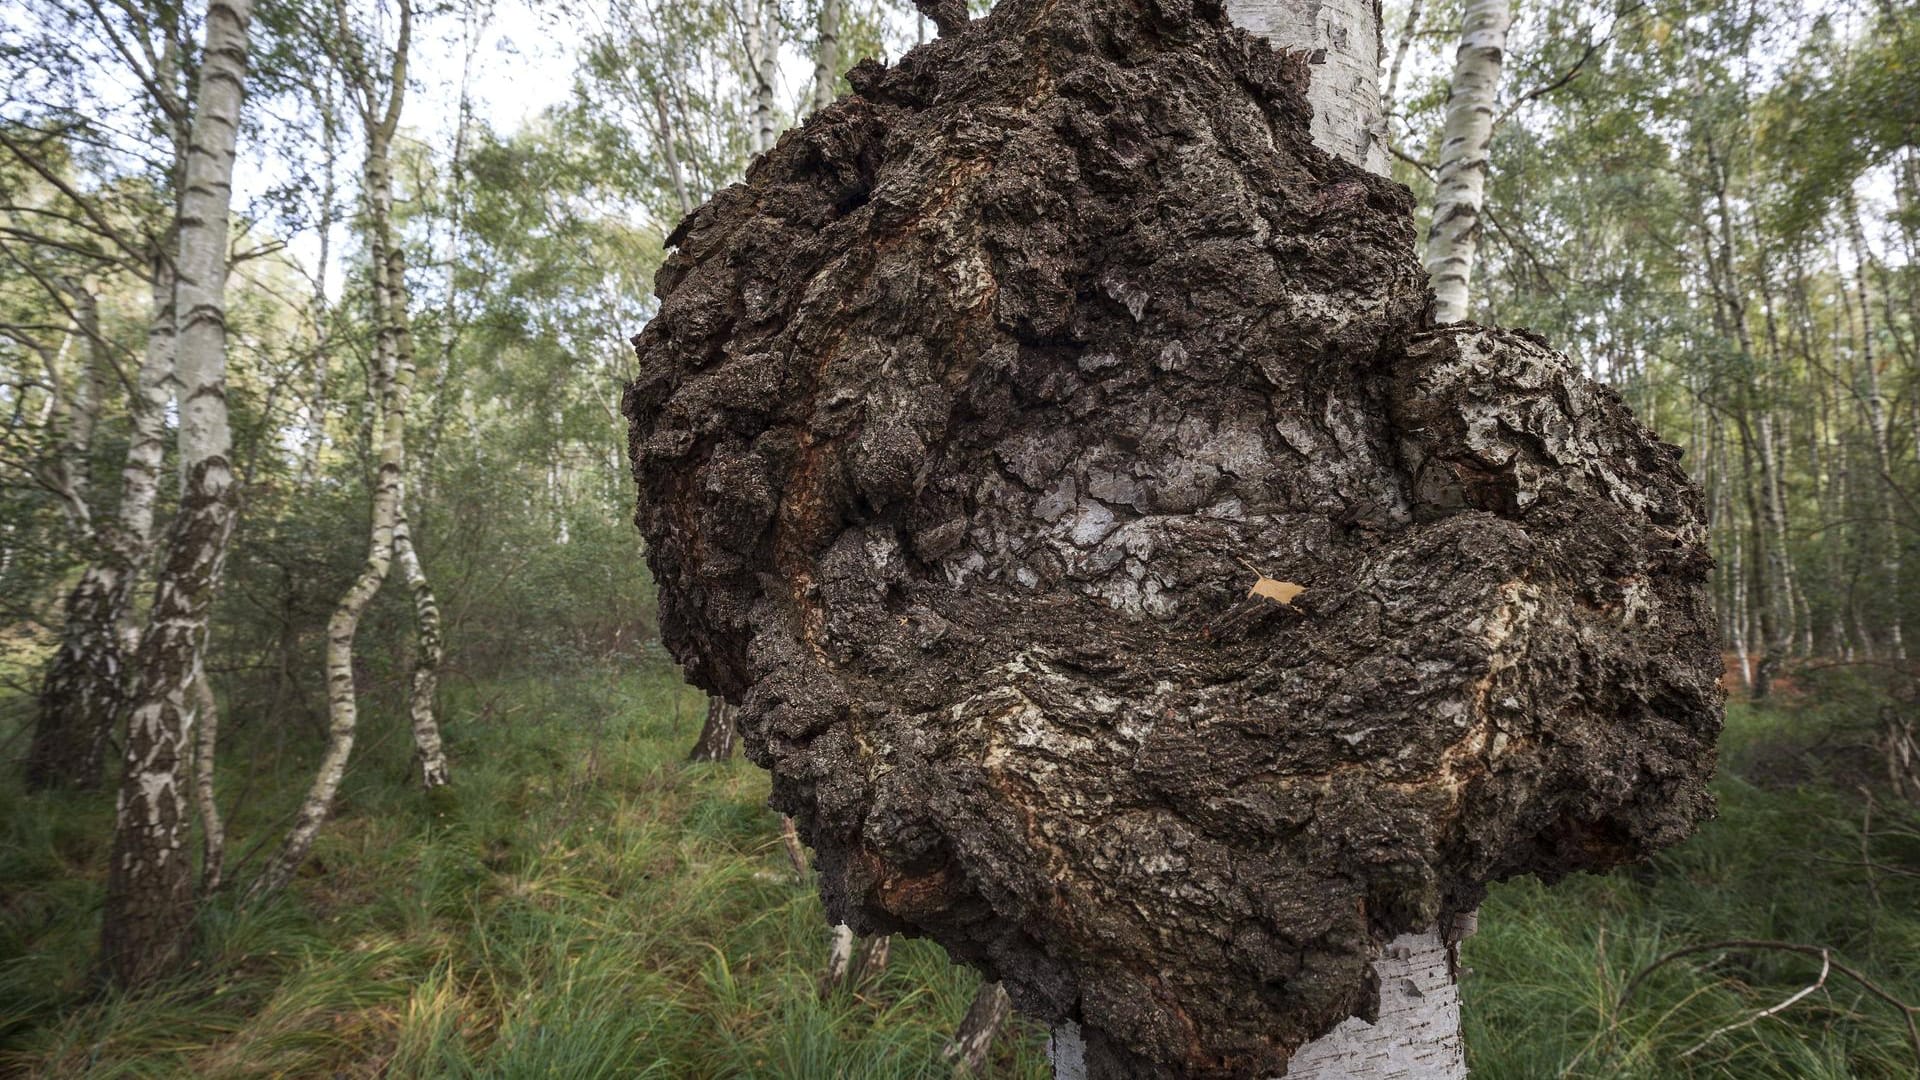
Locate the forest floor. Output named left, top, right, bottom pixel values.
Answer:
left=2, top=663, right=1917, bottom=1078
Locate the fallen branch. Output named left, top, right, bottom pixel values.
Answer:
left=1620, top=939, right=1920, bottom=1071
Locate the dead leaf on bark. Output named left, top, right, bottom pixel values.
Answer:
left=1248, top=577, right=1305, bottom=606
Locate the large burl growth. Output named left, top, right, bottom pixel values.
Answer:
left=622, top=0, right=1722, bottom=1074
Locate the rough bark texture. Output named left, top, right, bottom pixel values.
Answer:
left=28, top=247, right=179, bottom=791
left=623, top=1, right=1721, bottom=1074
left=100, top=0, right=253, bottom=988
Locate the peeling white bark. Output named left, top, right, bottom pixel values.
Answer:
left=1423, top=0, right=1511, bottom=324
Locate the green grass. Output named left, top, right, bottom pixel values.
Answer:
left=0, top=668, right=1047, bottom=1078
left=3, top=675, right=1916, bottom=1078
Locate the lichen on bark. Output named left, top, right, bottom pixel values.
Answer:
left=622, top=1, right=1722, bottom=1075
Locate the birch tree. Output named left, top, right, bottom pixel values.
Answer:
left=1423, top=0, right=1512, bottom=324
left=251, top=0, right=420, bottom=897
left=99, top=0, right=256, bottom=988
left=811, top=0, right=842, bottom=113
left=15, top=6, right=191, bottom=791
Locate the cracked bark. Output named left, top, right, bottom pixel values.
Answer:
left=29, top=209, right=181, bottom=792
left=99, top=0, right=253, bottom=987
left=625, top=1, right=1720, bottom=1074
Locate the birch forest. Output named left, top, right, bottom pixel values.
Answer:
left=1, top=0, right=1917, bottom=1077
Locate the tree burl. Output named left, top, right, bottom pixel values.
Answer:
left=622, top=0, right=1722, bottom=1074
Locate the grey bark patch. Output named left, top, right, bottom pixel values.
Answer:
left=622, top=1, right=1720, bottom=1075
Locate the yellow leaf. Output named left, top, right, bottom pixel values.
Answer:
left=1248, top=577, right=1305, bottom=606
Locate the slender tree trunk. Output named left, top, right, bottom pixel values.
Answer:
left=250, top=3, right=415, bottom=898
left=1846, top=201, right=1906, bottom=660
left=299, top=74, right=339, bottom=492
left=1224, top=0, right=1388, bottom=174
left=192, top=672, right=224, bottom=894
left=688, top=695, right=737, bottom=760
left=746, top=0, right=777, bottom=154
left=1423, top=0, right=1511, bottom=324
left=99, top=0, right=254, bottom=988
left=811, top=0, right=841, bottom=114
left=393, top=509, right=449, bottom=788
left=28, top=242, right=181, bottom=790
left=652, top=83, right=694, bottom=217
left=944, top=981, right=1014, bottom=1074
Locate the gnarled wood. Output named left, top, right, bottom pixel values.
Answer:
left=625, top=2, right=1720, bottom=1074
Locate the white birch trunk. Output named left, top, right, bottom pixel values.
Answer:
left=1224, top=0, right=1389, bottom=174
left=100, top=0, right=253, bottom=987
left=1423, top=0, right=1511, bottom=324
left=192, top=672, right=224, bottom=894
left=250, top=4, right=416, bottom=897
left=811, top=0, right=841, bottom=114
left=746, top=1, right=777, bottom=154
left=1846, top=204, right=1906, bottom=660
left=393, top=508, right=450, bottom=789
left=944, top=981, right=1014, bottom=1074
left=28, top=163, right=182, bottom=791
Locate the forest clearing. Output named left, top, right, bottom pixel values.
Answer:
left=3, top=0, right=1918, bottom=1076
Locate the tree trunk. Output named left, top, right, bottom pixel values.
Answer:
left=250, top=3, right=415, bottom=898
left=944, top=981, right=1014, bottom=1074
left=99, top=0, right=253, bottom=988
left=745, top=0, right=777, bottom=154
left=28, top=235, right=180, bottom=791
left=1423, top=0, right=1511, bottom=324
left=192, top=672, right=224, bottom=894
left=1224, top=0, right=1388, bottom=174
left=394, top=509, right=449, bottom=788
left=688, top=695, right=738, bottom=761
left=625, top=3, right=1719, bottom=1074
left=811, top=0, right=841, bottom=114
left=1847, top=201, right=1906, bottom=661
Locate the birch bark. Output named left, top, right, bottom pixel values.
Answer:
left=28, top=95, right=185, bottom=791
left=394, top=509, right=450, bottom=788
left=745, top=0, right=777, bottom=154
left=1423, top=0, right=1511, bottom=324
left=811, top=0, right=841, bottom=114
left=1224, top=0, right=1389, bottom=174
left=688, top=695, right=737, bottom=760
left=250, top=0, right=416, bottom=897
left=1846, top=202, right=1906, bottom=660
left=99, top=0, right=253, bottom=987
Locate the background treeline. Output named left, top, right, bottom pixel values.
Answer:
left=1, top=0, right=1917, bottom=1076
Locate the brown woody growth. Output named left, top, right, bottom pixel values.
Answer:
left=624, top=0, right=1722, bottom=1074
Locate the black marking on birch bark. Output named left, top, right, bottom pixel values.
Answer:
left=623, top=1, right=1720, bottom=1075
